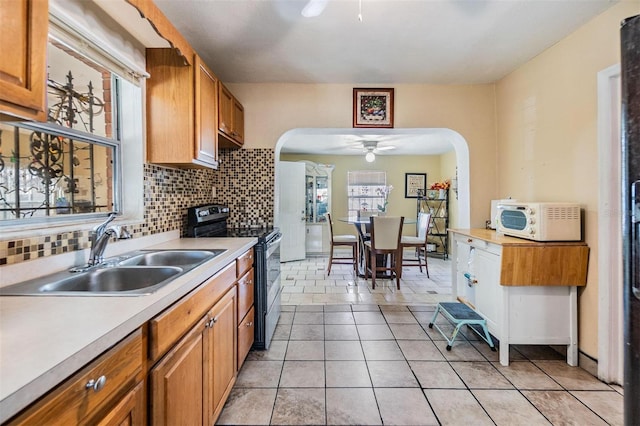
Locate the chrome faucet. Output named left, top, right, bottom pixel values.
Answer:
left=87, top=213, right=131, bottom=267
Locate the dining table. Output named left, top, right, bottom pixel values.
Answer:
left=339, top=216, right=416, bottom=277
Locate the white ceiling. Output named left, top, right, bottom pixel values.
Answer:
left=145, top=0, right=617, bottom=156
left=153, top=0, right=616, bottom=85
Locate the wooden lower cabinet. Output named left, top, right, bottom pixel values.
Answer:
left=238, top=306, right=255, bottom=368
left=93, top=381, right=145, bottom=426
left=150, top=323, right=204, bottom=426
left=7, top=330, right=144, bottom=426
left=206, top=287, right=237, bottom=424
left=150, top=286, right=236, bottom=426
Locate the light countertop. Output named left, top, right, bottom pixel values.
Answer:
left=0, top=236, right=257, bottom=423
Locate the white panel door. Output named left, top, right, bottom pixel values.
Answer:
left=279, top=161, right=306, bottom=262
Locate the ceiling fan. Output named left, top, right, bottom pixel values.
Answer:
left=349, top=140, right=396, bottom=162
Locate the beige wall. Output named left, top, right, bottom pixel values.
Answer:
left=229, top=83, right=497, bottom=227
left=227, top=2, right=640, bottom=360
left=495, top=2, right=639, bottom=358
left=280, top=154, right=455, bottom=236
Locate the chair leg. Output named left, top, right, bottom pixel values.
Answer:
left=352, top=243, right=357, bottom=273
left=423, top=244, right=430, bottom=278
left=327, top=244, right=334, bottom=276
left=395, top=252, right=401, bottom=289
left=370, top=250, right=376, bottom=289
left=417, top=247, right=423, bottom=273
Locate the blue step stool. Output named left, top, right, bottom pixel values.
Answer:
left=428, top=302, right=497, bottom=351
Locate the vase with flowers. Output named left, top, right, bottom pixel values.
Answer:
left=376, top=185, right=393, bottom=213
left=430, top=180, right=450, bottom=199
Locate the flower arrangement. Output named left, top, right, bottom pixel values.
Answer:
left=376, top=185, right=393, bottom=212
left=429, top=180, right=450, bottom=190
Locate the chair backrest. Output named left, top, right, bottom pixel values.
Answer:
left=327, top=213, right=335, bottom=239
left=370, top=216, right=404, bottom=250
left=417, top=212, right=432, bottom=242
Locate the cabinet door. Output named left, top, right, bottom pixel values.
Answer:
left=205, top=286, right=237, bottom=425
left=150, top=323, right=205, bottom=426
left=93, top=381, right=145, bottom=426
left=0, top=0, right=47, bottom=121
left=237, top=268, right=254, bottom=321
left=194, top=56, right=218, bottom=167
left=473, top=248, right=502, bottom=331
left=238, top=306, right=255, bottom=370
left=218, top=83, right=233, bottom=135
left=145, top=48, right=194, bottom=165
left=231, top=97, right=244, bottom=143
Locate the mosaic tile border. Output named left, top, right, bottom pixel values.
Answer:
left=0, top=148, right=276, bottom=266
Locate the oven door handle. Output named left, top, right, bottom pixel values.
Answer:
left=266, top=233, right=282, bottom=257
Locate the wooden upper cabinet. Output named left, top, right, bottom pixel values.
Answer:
left=195, top=56, right=218, bottom=166
left=0, top=0, right=48, bottom=121
left=232, top=97, right=244, bottom=143
left=218, top=82, right=244, bottom=149
left=146, top=48, right=219, bottom=169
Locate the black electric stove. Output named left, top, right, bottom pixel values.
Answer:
left=186, top=204, right=282, bottom=350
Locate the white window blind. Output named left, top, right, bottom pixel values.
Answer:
left=347, top=171, right=386, bottom=216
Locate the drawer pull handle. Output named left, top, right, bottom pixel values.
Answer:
left=86, top=375, right=107, bottom=392
left=245, top=322, right=253, bottom=327
left=206, top=317, right=218, bottom=328
left=467, top=238, right=473, bottom=243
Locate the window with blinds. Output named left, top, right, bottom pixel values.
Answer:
left=347, top=170, right=387, bottom=216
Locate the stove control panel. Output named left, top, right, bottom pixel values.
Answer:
left=188, top=204, right=230, bottom=225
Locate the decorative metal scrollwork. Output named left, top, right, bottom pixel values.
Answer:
left=28, top=131, right=64, bottom=181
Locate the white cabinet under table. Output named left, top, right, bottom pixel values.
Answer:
left=449, top=229, right=589, bottom=366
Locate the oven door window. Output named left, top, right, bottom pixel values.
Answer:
left=500, top=210, right=527, bottom=230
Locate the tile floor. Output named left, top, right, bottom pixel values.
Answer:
left=216, top=253, right=624, bottom=425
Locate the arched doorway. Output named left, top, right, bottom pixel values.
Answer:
left=273, top=128, right=471, bottom=259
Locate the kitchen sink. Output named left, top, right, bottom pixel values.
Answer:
left=38, top=267, right=183, bottom=294
left=0, top=249, right=227, bottom=296
left=118, top=249, right=225, bottom=267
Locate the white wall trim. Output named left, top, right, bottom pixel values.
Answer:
left=597, top=63, right=623, bottom=384
left=273, top=128, right=471, bottom=229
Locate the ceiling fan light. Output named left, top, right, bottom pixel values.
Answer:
left=365, top=151, right=375, bottom=162
left=301, top=0, right=329, bottom=17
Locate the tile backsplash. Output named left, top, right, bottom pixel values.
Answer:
left=0, top=148, right=275, bottom=266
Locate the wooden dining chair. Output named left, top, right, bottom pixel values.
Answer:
left=364, top=216, right=404, bottom=289
left=326, top=213, right=358, bottom=275
left=400, top=212, right=431, bottom=277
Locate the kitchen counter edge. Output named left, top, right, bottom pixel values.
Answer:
left=0, top=237, right=257, bottom=423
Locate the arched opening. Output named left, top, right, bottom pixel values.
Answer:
left=273, top=127, right=471, bottom=232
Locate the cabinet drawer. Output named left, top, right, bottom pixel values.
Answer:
left=236, top=248, right=254, bottom=277
left=238, top=307, right=255, bottom=368
left=149, top=262, right=235, bottom=361
left=237, top=268, right=254, bottom=321
left=8, top=329, right=143, bottom=426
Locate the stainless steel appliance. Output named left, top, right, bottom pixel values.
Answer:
left=621, top=14, right=639, bottom=424
left=186, top=204, right=282, bottom=350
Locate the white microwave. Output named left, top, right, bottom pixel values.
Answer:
left=496, top=202, right=581, bottom=241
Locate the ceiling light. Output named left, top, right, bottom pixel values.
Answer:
left=365, top=151, right=375, bottom=162
left=301, top=0, right=329, bottom=17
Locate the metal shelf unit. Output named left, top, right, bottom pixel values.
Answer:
left=417, top=190, right=449, bottom=259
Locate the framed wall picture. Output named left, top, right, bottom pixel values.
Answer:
left=353, top=88, right=394, bottom=128
left=405, top=173, right=426, bottom=198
